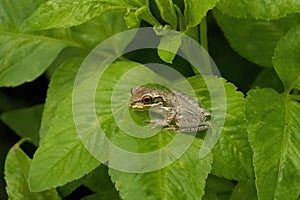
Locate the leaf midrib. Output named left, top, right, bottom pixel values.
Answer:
left=0, top=30, right=85, bottom=49
left=273, top=96, right=289, bottom=199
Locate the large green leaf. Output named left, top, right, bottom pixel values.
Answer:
left=21, top=0, right=130, bottom=31
left=273, top=26, right=300, bottom=92
left=0, top=0, right=44, bottom=30
left=184, top=0, right=219, bottom=27
left=28, top=59, right=100, bottom=192
left=71, top=60, right=214, bottom=199
left=217, top=0, right=300, bottom=20
left=175, top=76, right=253, bottom=180
left=209, top=80, right=253, bottom=180
left=0, top=0, right=74, bottom=87
left=109, top=138, right=212, bottom=200
left=0, top=33, right=68, bottom=87
left=4, top=139, right=61, bottom=199
left=1, top=104, right=43, bottom=146
left=21, top=0, right=155, bottom=31
left=157, top=31, right=182, bottom=64
left=245, top=88, right=300, bottom=200
left=39, top=58, right=83, bottom=139
left=213, top=9, right=300, bottom=68
left=29, top=60, right=160, bottom=192
left=54, top=11, right=130, bottom=50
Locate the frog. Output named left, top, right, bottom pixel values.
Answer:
left=128, top=86, right=210, bottom=133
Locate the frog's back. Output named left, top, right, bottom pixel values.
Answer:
left=171, top=89, right=210, bottom=132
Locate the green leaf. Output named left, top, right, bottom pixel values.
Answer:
left=251, top=68, right=283, bottom=93
left=0, top=0, right=44, bottom=30
left=60, top=11, right=130, bottom=50
left=210, top=79, right=253, bottom=180
left=56, top=176, right=85, bottom=198
left=28, top=59, right=100, bottom=192
left=1, top=104, right=43, bottom=146
left=230, top=179, right=257, bottom=200
left=155, top=0, right=178, bottom=29
left=0, top=0, right=74, bottom=87
left=184, top=0, right=219, bottom=27
left=21, top=0, right=130, bottom=31
left=39, top=58, right=83, bottom=139
left=216, top=0, right=300, bottom=20
left=273, top=26, right=300, bottom=92
left=83, top=165, right=117, bottom=194
left=82, top=165, right=120, bottom=200
left=157, top=33, right=182, bottom=64
left=213, top=9, right=300, bottom=68
left=109, top=138, right=212, bottom=200
left=4, top=139, right=61, bottom=200
left=245, top=88, right=300, bottom=200
left=182, top=76, right=253, bottom=180
left=21, top=0, right=153, bottom=31
left=0, top=33, right=68, bottom=87
left=72, top=59, right=214, bottom=198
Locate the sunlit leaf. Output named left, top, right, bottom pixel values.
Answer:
left=273, top=26, right=300, bottom=92
left=217, top=0, right=300, bottom=20
left=4, top=139, right=61, bottom=199
left=246, top=88, right=300, bottom=200
left=109, top=138, right=212, bottom=200
left=184, top=0, right=219, bottom=27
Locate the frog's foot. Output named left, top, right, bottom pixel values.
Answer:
left=163, top=125, right=179, bottom=132
left=178, top=122, right=210, bottom=133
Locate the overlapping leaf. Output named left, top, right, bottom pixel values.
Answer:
left=244, top=23, right=300, bottom=200
left=246, top=89, right=300, bottom=200
left=28, top=59, right=100, bottom=192
left=176, top=76, right=253, bottom=180
left=4, top=140, right=61, bottom=199
left=184, top=0, right=219, bottom=27
left=209, top=80, right=253, bottom=180
left=21, top=0, right=153, bottom=31
left=0, top=0, right=72, bottom=87
left=273, top=26, right=300, bottom=92
left=213, top=9, right=300, bottom=68
left=109, top=139, right=212, bottom=200
left=1, top=104, right=43, bottom=146
left=217, top=0, right=300, bottom=20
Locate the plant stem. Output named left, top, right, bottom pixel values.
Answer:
left=200, top=16, right=208, bottom=52
left=199, top=17, right=214, bottom=75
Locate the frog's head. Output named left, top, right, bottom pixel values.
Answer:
left=129, top=86, right=164, bottom=109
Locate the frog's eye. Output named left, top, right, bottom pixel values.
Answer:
left=142, top=95, right=153, bottom=104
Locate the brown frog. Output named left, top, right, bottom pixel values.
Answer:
left=129, top=86, right=210, bottom=133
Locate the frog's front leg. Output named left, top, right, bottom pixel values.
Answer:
left=147, top=106, right=176, bottom=127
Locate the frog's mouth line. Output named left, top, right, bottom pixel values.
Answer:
left=130, top=102, right=163, bottom=109
left=130, top=105, right=152, bottom=110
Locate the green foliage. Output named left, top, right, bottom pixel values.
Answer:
left=216, top=0, right=300, bottom=20
left=109, top=139, right=212, bottom=200
left=1, top=105, right=43, bottom=146
left=1, top=0, right=300, bottom=199
left=4, top=139, right=61, bottom=200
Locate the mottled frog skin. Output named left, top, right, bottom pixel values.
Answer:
left=129, top=87, right=210, bottom=132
